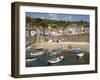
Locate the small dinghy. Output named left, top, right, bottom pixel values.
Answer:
left=26, top=58, right=38, bottom=62
left=73, top=48, right=84, bottom=58
left=30, top=51, right=44, bottom=56
left=76, top=53, right=84, bottom=57
left=30, top=48, right=44, bottom=56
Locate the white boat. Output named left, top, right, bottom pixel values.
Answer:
left=76, top=53, right=84, bottom=57
left=48, top=56, right=64, bottom=64
left=30, top=48, right=44, bottom=56
left=26, top=58, right=38, bottom=62
left=73, top=48, right=84, bottom=58
left=26, top=45, right=32, bottom=50
left=30, top=51, right=44, bottom=56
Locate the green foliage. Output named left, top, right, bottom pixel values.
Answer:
left=26, top=16, right=89, bottom=29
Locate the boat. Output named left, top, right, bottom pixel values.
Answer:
left=48, top=48, right=61, bottom=56
left=73, top=48, right=81, bottom=53
left=48, top=56, right=64, bottom=64
left=76, top=53, right=84, bottom=57
left=76, top=53, right=84, bottom=62
left=73, top=48, right=84, bottom=59
left=48, top=50, right=58, bottom=56
left=26, top=45, right=32, bottom=51
left=26, top=58, right=38, bottom=62
left=30, top=51, right=44, bottom=56
left=30, top=48, right=44, bottom=56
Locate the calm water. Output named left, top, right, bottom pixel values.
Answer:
left=26, top=50, right=89, bottom=67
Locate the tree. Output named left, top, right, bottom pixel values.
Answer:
left=39, top=22, right=48, bottom=36
left=26, top=16, right=32, bottom=25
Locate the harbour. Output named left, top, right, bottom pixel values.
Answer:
left=26, top=42, right=89, bottom=67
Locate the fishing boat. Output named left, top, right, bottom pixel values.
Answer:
left=48, top=48, right=64, bottom=64
left=48, top=48, right=62, bottom=56
left=48, top=56, right=64, bottom=64
left=48, top=50, right=58, bottom=56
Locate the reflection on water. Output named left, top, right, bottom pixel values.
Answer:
left=26, top=49, right=89, bottom=67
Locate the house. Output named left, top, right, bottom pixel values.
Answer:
left=64, top=24, right=89, bottom=35
left=31, top=31, right=37, bottom=36
left=26, top=26, right=31, bottom=37
left=26, top=25, right=37, bottom=37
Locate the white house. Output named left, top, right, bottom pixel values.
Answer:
left=31, top=31, right=37, bottom=36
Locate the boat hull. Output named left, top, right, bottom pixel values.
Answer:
left=48, top=56, right=64, bottom=64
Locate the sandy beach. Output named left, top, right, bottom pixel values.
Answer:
left=33, top=42, right=89, bottom=52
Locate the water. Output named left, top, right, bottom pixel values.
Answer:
left=26, top=50, right=89, bottom=67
